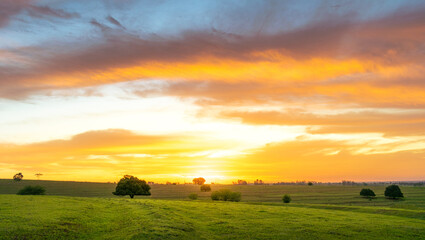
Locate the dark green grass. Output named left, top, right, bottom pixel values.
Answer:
left=1, top=195, right=424, bottom=240
left=1, top=179, right=424, bottom=210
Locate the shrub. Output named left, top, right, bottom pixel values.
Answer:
left=113, top=175, right=151, bottom=198
left=17, top=185, right=45, bottom=195
left=360, top=188, right=376, bottom=198
left=308, top=182, right=313, bottom=186
left=188, top=193, right=198, bottom=200
left=385, top=185, right=404, bottom=199
left=219, top=189, right=232, bottom=201
left=282, top=194, right=291, bottom=203
left=211, top=191, right=220, bottom=200
left=228, top=192, right=241, bottom=202
left=200, top=184, right=211, bottom=192
left=211, top=189, right=241, bottom=202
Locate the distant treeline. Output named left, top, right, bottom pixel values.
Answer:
left=143, top=180, right=425, bottom=186
left=273, top=180, right=425, bottom=186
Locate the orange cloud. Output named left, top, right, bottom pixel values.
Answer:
left=1, top=6, right=424, bottom=104
left=0, top=129, right=239, bottom=182
left=1, top=128, right=424, bottom=183
left=235, top=139, right=425, bottom=182
left=221, top=109, right=425, bottom=136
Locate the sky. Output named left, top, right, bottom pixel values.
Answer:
left=1, top=0, right=425, bottom=183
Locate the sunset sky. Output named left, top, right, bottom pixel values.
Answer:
left=1, top=0, right=425, bottom=183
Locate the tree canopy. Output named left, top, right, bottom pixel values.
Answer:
left=13, top=173, right=23, bottom=181
left=192, top=177, right=206, bottom=185
left=360, top=188, right=376, bottom=198
left=113, top=175, right=151, bottom=198
left=385, top=185, right=404, bottom=199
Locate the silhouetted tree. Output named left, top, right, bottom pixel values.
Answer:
left=254, top=179, right=264, bottom=185
left=192, top=177, right=206, bottom=185
left=308, top=182, right=313, bottom=186
left=113, top=175, right=151, bottom=198
left=17, top=185, right=45, bottom=195
left=233, top=179, right=247, bottom=185
left=282, top=194, right=291, bottom=203
left=200, top=184, right=211, bottom=192
left=360, top=188, right=376, bottom=198
left=385, top=185, right=404, bottom=199
left=13, top=173, right=23, bottom=181
left=35, top=173, right=43, bottom=180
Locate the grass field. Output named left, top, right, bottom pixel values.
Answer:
left=1, top=179, right=425, bottom=239
left=1, top=195, right=425, bottom=239
left=1, top=179, right=425, bottom=207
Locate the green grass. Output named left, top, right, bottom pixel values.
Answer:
left=2, top=179, right=425, bottom=209
left=2, top=180, right=425, bottom=239
left=1, top=195, right=424, bottom=240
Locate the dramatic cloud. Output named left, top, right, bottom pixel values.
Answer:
left=221, top=110, right=425, bottom=136
left=1, top=5, right=424, bottom=105
left=0, top=129, right=238, bottom=182
left=0, top=0, right=78, bottom=28
left=1, top=129, right=424, bottom=182
left=236, top=139, right=425, bottom=182
left=1, top=1, right=425, bottom=182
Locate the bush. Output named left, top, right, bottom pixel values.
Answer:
left=200, top=184, right=211, bottom=192
left=360, top=188, right=376, bottom=198
left=228, top=192, right=241, bottom=202
left=113, top=175, right=151, bottom=198
left=211, top=191, right=220, bottom=200
left=188, top=193, right=198, bottom=200
left=211, top=189, right=241, bottom=202
left=385, top=185, right=404, bottom=199
left=17, top=185, right=45, bottom=195
left=308, top=182, right=313, bottom=186
left=282, top=194, right=291, bottom=203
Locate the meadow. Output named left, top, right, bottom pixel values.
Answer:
left=1, top=179, right=425, bottom=239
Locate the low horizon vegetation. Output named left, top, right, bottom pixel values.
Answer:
left=17, top=185, right=46, bottom=195
left=211, top=189, right=241, bottom=202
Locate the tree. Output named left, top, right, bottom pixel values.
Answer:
left=360, top=188, right=376, bottom=198
left=113, top=175, right=151, bottom=198
left=192, top=177, right=206, bottom=185
left=232, top=179, right=247, bottom=185
left=13, top=173, right=23, bottom=181
left=254, top=179, right=264, bottom=185
left=308, top=182, right=313, bottom=186
left=35, top=173, right=43, bottom=180
left=385, top=185, right=404, bottom=199
left=282, top=194, right=291, bottom=203
left=200, top=184, right=211, bottom=192
left=17, top=185, right=45, bottom=195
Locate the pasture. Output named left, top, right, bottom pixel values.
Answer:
left=1, top=179, right=425, bottom=239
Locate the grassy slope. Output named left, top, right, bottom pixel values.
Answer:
left=1, top=195, right=425, bottom=240
left=1, top=179, right=425, bottom=209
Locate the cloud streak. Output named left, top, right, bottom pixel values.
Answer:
left=1, top=6, right=424, bottom=105
left=0, top=0, right=79, bottom=28
left=221, top=109, right=425, bottom=136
